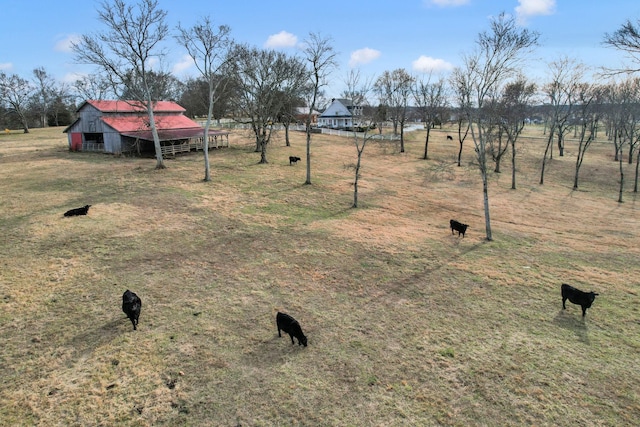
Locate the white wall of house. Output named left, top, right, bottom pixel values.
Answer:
left=318, top=99, right=356, bottom=129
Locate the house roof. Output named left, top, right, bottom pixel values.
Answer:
left=101, top=115, right=205, bottom=142
left=80, top=100, right=186, bottom=113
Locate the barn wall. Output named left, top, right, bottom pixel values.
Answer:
left=103, top=131, right=122, bottom=154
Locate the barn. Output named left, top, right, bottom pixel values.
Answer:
left=63, top=100, right=229, bottom=155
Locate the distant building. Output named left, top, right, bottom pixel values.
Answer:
left=317, top=98, right=362, bottom=129
left=293, top=107, right=320, bottom=125
left=63, top=100, right=228, bottom=155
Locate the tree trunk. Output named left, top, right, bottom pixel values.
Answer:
left=305, top=125, right=312, bottom=185
left=510, top=140, right=516, bottom=190
left=353, top=149, right=363, bottom=208
left=259, top=139, right=268, bottom=164
left=481, top=163, right=492, bottom=241
left=618, top=147, right=624, bottom=203
left=557, top=133, right=564, bottom=157
left=399, top=123, right=405, bottom=153
left=540, top=131, right=554, bottom=185
left=423, top=125, right=431, bottom=160
left=634, top=148, right=640, bottom=193
left=202, top=93, right=214, bottom=182
left=146, top=104, right=165, bottom=170
left=285, top=123, right=290, bottom=147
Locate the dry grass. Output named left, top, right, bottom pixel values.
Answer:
left=1, top=125, right=639, bottom=426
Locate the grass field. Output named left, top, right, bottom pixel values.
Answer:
left=0, top=125, right=639, bottom=426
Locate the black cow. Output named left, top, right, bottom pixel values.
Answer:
left=122, top=290, right=142, bottom=330
left=561, top=283, right=598, bottom=317
left=276, top=311, right=307, bottom=347
left=289, top=156, right=301, bottom=165
left=64, top=205, right=91, bottom=217
left=446, top=135, right=453, bottom=140
left=450, top=219, right=469, bottom=237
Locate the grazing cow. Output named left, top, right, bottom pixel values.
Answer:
left=450, top=219, right=469, bottom=237
left=64, top=205, right=91, bottom=217
left=276, top=311, right=307, bottom=347
left=289, top=156, right=301, bottom=165
left=446, top=135, right=453, bottom=140
left=122, top=290, right=142, bottom=330
left=561, top=283, right=598, bottom=317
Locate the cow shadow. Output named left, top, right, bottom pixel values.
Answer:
left=66, top=318, right=123, bottom=364
left=241, top=333, right=309, bottom=368
left=553, top=310, right=591, bottom=344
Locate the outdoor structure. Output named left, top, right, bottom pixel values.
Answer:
left=317, top=98, right=362, bottom=129
left=293, top=107, right=320, bottom=125
left=63, top=100, right=229, bottom=155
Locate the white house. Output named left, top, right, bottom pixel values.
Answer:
left=317, top=98, right=362, bottom=129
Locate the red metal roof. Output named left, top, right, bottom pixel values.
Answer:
left=83, top=100, right=186, bottom=113
left=101, top=115, right=206, bottom=141
left=102, top=115, right=199, bottom=132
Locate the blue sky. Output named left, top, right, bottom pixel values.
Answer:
left=1, top=0, right=639, bottom=97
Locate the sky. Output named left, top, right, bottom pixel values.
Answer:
left=1, top=0, right=640, bottom=98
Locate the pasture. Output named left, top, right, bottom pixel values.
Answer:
left=0, top=125, right=639, bottom=426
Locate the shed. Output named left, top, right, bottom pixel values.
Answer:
left=63, top=100, right=229, bottom=155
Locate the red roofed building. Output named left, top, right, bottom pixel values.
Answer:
left=64, top=100, right=229, bottom=155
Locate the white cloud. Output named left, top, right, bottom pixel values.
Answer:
left=264, top=31, right=298, bottom=48
left=0, top=62, right=13, bottom=71
left=427, top=0, right=469, bottom=7
left=172, top=54, right=195, bottom=75
left=62, top=72, right=85, bottom=84
left=54, top=34, right=80, bottom=53
left=348, top=48, right=381, bottom=68
left=515, top=0, right=556, bottom=24
left=412, top=56, right=454, bottom=73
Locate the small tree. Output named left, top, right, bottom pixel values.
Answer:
left=540, top=57, right=584, bottom=185
left=301, top=33, right=337, bottom=185
left=572, top=83, right=602, bottom=190
left=344, top=70, right=375, bottom=208
left=73, top=0, right=169, bottom=169
left=374, top=69, right=414, bottom=153
left=176, top=17, right=232, bottom=181
left=497, top=77, right=536, bottom=189
left=413, top=74, right=448, bottom=160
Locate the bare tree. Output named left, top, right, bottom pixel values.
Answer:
left=540, top=57, right=584, bottom=184
left=343, top=70, right=375, bottom=208
left=301, top=33, right=337, bottom=185
left=32, top=67, right=56, bottom=128
left=572, top=83, right=603, bottom=190
left=413, top=74, right=448, bottom=160
left=228, top=44, right=307, bottom=164
left=450, top=68, right=472, bottom=167
left=0, top=72, right=33, bottom=133
left=497, top=77, right=536, bottom=189
left=73, top=0, right=169, bottom=169
left=454, top=12, right=539, bottom=241
left=73, top=73, right=112, bottom=102
left=176, top=16, right=232, bottom=181
left=603, top=19, right=640, bottom=74
left=374, top=69, right=414, bottom=153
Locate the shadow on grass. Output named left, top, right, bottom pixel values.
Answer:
left=553, top=310, right=591, bottom=344
left=241, top=334, right=309, bottom=368
left=67, top=318, right=123, bottom=361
